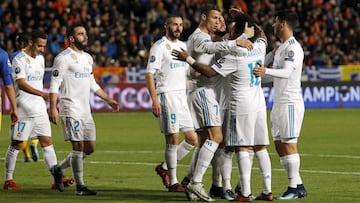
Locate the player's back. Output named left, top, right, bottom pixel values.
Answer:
left=227, top=39, right=267, bottom=115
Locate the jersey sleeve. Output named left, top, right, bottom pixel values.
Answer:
left=193, top=33, right=237, bottom=54
left=0, top=52, right=13, bottom=85
left=90, top=74, right=101, bottom=92
left=211, top=57, right=236, bottom=77
left=11, top=55, right=26, bottom=81
left=146, top=44, right=162, bottom=75
left=49, top=54, right=66, bottom=93
left=284, top=44, right=304, bottom=71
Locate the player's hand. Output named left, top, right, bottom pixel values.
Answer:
left=108, top=99, right=120, bottom=112
left=229, top=7, right=243, bottom=17
left=253, top=62, right=266, bottom=77
left=152, top=101, right=161, bottom=117
left=244, top=22, right=255, bottom=39
left=10, top=110, right=18, bottom=125
left=236, top=39, right=253, bottom=50
left=42, top=92, right=49, bottom=101
left=49, top=107, right=59, bottom=125
left=171, top=48, right=189, bottom=62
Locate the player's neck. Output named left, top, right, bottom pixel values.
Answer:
left=24, top=48, right=36, bottom=58
left=165, top=35, right=177, bottom=42
left=280, top=31, right=293, bottom=43
left=70, top=45, right=83, bottom=53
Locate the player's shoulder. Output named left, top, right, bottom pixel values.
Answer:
left=13, top=51, right=26, bottom=61
left=154, top=36, right=167, bottom=46
left=58, top=48, right=72, bottom=57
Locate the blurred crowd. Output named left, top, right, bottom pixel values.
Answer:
left=0, top=0, right=359, bottom=68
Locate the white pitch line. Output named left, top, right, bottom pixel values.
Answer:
left=86, top=160, right=360, bottom=176
left=75, top=150, right=360, bottom=159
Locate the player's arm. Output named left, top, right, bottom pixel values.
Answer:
left=49, top=93, right=59, bottom=124
left=16, top=78, right=49, bottom=100
left=145, top=72, right=161, bottom=117
left=1, top=54, right=18, bottom=124
left=48, top=56, right=64, bottom=124
left=254, top=61, right=293, bottom=78
left=4, top=84, right=18, bottom=124
left=172, top=48, right=218, bottom=78
left=94, top=88, right=119, bottom=112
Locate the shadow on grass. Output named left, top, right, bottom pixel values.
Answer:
left=0, top=187, right=190, bottom=202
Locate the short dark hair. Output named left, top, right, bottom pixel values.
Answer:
left=201, top=4, right=221, bottom=16
left=165, top=14, right=183, bottom=25
left=67, top=23, right=87, bottom=38
left=31, top=30, right=47, bottom=41
left=16, top=32, right=31, bottom=49
left=231, top=13, right=260, bottom=41
left=276, top=11, right=299, bottom=30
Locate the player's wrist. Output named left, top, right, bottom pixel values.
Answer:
left=186, top=56, right=196, bottom=66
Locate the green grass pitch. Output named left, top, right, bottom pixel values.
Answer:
left=0, top=108, right=359, bottom=202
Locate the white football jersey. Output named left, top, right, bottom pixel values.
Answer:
left=211, top=39, right=267, bottom=115
left=146, top=36, right=189, bottom=93
left=50, top=48, right=100, bottom=117
left=12, top=51, right=47, bottom=117
left=186, top=28, right=237, bottom=89
left=271, top=36, right=304, bottom=104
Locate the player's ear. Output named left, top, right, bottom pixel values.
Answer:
left=69, top=36, right=75, bottom=43
left=201, top=13, right=206, bottom=22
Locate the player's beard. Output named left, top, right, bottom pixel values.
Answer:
left=168, top=29, right=181, bottom=40
left=74, top=39, right=87, bottom=51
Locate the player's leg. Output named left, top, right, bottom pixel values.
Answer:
left=220, top=147, right=236, bottom=200
left=4, top=140, right=23, bottom=190
left=35, top=116, right=64, bottom=192
left=30, top=138, right=40, bottom=162
left=234, top=146, right=253, bottom=202
left=254, top=145, right=273, bottom=201
left=164, top=133, right=185, bottom=192
left=276, top=103, right=306, bottom=200
left=4, top=120, right=31, bottom=190
left=20, top=140, right=32, bottom=162
left=209, top=147, right=223, bottom=198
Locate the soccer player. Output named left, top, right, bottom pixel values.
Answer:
left=9, top=32, right=40, bottom=163
left=49, top=23, right=119, bottom=196
left=253, top=10, right=308, bottom=200
left=0, top=46, right=18, bottom=143
left=146, top=14, right=198, bottom=192
left=4, top=30, right=64, bottom=191
left=172, top=13, right=273, bottom=202
left=181, top=5, right=254, bottom=202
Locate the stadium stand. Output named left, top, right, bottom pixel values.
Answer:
left=0, top=0, right=359, bottom=68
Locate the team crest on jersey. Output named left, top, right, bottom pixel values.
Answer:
left=149, top=55, right=156, bottom=63
left=71, top=53, right=77, bottom=60
left=165, top=44, right=171, bottom=50
left=25, top=58, right=30, bottom=64
left=15, top=67, right=21, bottom=74
left=52, top=70, right=59, bottom=77
left=16, top=131, right=22, bottom=138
